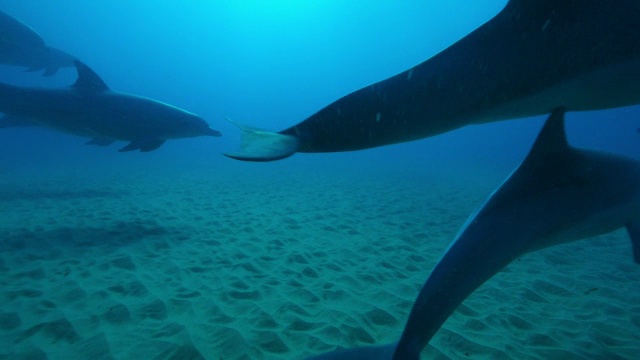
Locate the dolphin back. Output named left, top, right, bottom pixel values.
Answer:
left=0, top=10, right=77, bottom=76
left=0, top=10, right=45, bottom=47
left=306, top=343, right=400, bottom=360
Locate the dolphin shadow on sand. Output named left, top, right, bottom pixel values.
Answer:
left=307, top=108, right=640, bottom=359
left=225, top=0, right=640, bottom=161
left=0, top=60, right=221, bottom=152
left=0, top=10, right=77, bottom=76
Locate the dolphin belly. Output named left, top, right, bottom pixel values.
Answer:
left=472, top=58, right=640, bottom=124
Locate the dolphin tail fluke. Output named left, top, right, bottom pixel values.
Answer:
left=306, top=343, right=399, bottom=360
left=223, top=117, right=299, bottom=162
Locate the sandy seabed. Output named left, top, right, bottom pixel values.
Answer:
left=1, top=158, right=639, bottom=360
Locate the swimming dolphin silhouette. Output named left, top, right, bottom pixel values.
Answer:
left=225, top=0, right=640, bottom=161
left=306, top=108, right=640, bottom=360
left=0, top=10, right=77, bottom=76
left=0, top=60, right=222, bottom=151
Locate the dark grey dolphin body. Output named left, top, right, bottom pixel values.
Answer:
left=307, top=109, right=640, bottom=359
left=0, top=61, right=222, bottom=151
left=226, top=0, right=640, bottom=161
left=0, top=10, right=77, bottom=76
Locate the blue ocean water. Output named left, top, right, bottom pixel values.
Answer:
left=1, top=1, right=639, bottom=170
left=1, top=1, right=640, bottom=359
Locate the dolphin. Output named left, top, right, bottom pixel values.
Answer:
left=306, top=108, right=640, bottom=360
left=0, top=60, right=222, bottom=152
left=0, top=10, right=77, bottom=76
left=224, top=0, right=640, bottom=161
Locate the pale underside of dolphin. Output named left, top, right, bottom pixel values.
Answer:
left=0, top=61, right=222, bottom=152
left=225, top=0, right=640, bottom=161
left=306, top=109, right=640, bottom=359
left=0, top=10, right=77, bottom=76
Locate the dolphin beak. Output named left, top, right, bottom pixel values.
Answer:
left=206, top=128, right=222, bottom=137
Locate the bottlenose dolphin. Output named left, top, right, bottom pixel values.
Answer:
left=307, top=108, right=640, bottom=360
left=0, top=61, right=222, bottom=151
left=0, top=10, right=77, bottom=76
left=225, top=0, right=640, bottom=161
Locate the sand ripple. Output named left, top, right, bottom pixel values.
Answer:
left=0, top=167, right=638, bottom=359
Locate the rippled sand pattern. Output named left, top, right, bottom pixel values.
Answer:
left=1, top=163, right=639, bottom=359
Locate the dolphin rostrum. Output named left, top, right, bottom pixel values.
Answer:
left=307, top=108, right=640, bottom=359
left=0, top=10, right=77, bottom=76
left=225, top=0, right=640, bottom=161
left=0, top=61, right=222, bottom=152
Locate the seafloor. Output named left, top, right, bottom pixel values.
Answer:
left=1, top=151, right=639, bottom=360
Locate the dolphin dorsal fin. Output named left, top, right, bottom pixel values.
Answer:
left=626, top=222, right=640, bottom=264
left=523, top=107, right=569, bottom=163
left=72, top=60, right=109, bottom=92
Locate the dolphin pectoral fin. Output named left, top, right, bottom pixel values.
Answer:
left=625, top=221, right=640, bottom=264
left=118, top=137, right=166, bottom=152
left=306, top=343, right=398, bottom=360
left=85, top=137, right=116, bottom=146
left=140, top=139, right=166, bottom=152
left=0, top=115, right=37, bottom=128
left=223, top=117, right=299, bottom=162
left=118, top=142, right=139, bottom=152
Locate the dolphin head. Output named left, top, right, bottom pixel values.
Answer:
left=170, top=112, right=222, bottom=138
